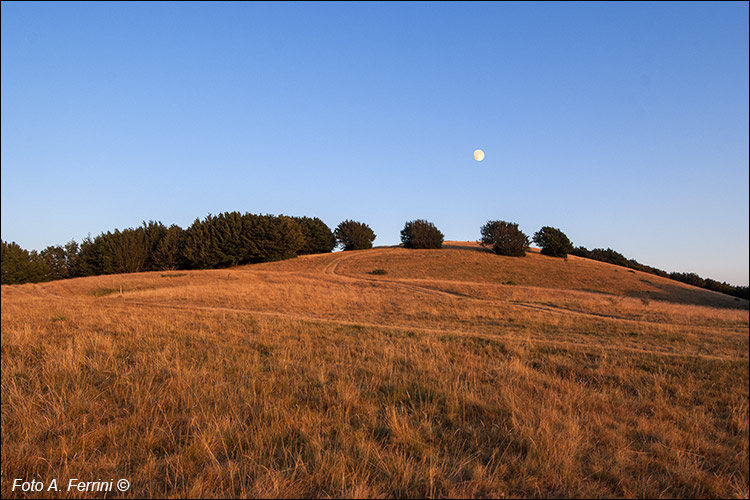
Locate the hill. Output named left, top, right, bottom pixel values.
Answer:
left=2, top=242, right=748, bottom=498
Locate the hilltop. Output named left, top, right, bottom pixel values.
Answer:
left=2, top=242, right=748, bottom=498
left=257, top=241, right=747, bottom=310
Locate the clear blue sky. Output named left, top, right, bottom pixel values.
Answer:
left=2, top=1, right=748, bottom=285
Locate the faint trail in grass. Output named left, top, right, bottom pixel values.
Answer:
left=508, top=301, right=745, bottom=333
left=102, top=298, right=747, bottom=363
left=320, top=252, right=745, bottom=332
left=510, top=301, right=629, bottom=320
left=11, top=250, right=746, bottom=360
left=323, top=253, right=356, bottom=275
left=322, top=251, right=480, bottom=300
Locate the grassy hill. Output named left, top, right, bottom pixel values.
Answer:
left=2, top=242, right=748, bottom=498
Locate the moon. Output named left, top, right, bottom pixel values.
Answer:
left=473, top=149, right=485, bottom=161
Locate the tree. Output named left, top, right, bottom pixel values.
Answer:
left=293, top=216, right=336, bottom=255
left=39, top=241, right=79, bottom=280
left=480, top=221, right=529, bottom=257
left=181, top=212, right=306, bottom=268
left=334, top=220, right=376, bottom=250
left=140, top=221, right=169, bottom=271
left=109, top=228, right=149, bottom=274
left=63, top=240, right=80, bottom=277
left=40, top=245, right=70, bottom=280
left=182, top=215, right=221, bottom=269
left=532, top=226, right=573, bottom=258
left=1, top=241, right=54, bottom=284
left=76, top=234, right=114, bottom=276
left=400, top=219, right=444, bottom=249
left=152, top=225, right=185, bottom=270
left=243, top=214, right=305, bottom=262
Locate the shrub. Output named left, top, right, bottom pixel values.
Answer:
left=400, top=219, right=444, bottom=249
left=480, top=221, right=529, bottom=257
left=369, top=269, right=387, bottom=275
left=532, top=226, right=573, bottom=258
left=334, top=220, right=376, bottom=250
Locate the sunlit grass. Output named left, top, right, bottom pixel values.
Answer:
left=2, top=243, right=748, bottom=498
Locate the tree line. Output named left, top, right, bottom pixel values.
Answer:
left=570, top=246, right=749, bottom=300
left=476, top=220, right=748, bottom=300
left=1, top=213, right=337, bottom=284
left=2, top=215, right=747, bottom=301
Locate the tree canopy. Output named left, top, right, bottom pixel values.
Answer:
left=401, top=219, right=444, bottom=249
left=334, top=220, right=376, bottom=250
left=480, top=221, right=529, bottom=257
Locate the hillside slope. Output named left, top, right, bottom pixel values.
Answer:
left=256, top=241, right=746, bottom=310
left=2, top=242, right=748, bottom=498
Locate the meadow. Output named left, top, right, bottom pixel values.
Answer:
left=2, top=242, right=748, bottom=498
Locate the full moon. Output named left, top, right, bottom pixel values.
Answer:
left=473, top=149, right=485, bottom=161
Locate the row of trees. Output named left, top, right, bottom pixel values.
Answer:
left=2, top=215, right=747, bottom=301
left=479, top=221, right=573, bottom=258
left=1, top=241, right=55, bottom=285
left=2, top=214, right=342, bottom=284
left=479, top=221, right=748, bottom=300
left=571, top=246, right=749, bottom=300
left=474, top=220, right=747, bottom=300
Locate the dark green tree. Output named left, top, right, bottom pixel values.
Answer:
left=243, top=214, right=305, bottom=262
left=480, top=221, right=529, bottom=257
left=152, top=225, right=185, bottom=270
left=532, top=226, right=573, bottom=258
left=334, top=220, right=376, bottom=250
left=1, top=241, right=54, bottom=284
left=140, top=221, right=169, bottom=271
left=294, top=217, right=336, bottom=255
left=40, top=245, right=70, bottom=280
left=76, top=234, right=114, bottom=276
left=182, top=214, right=230, bottom=269
left=400, top=219, right=444, bottom=249
left=181, top=212, right=306, bottom=268
left=211, top=212, right=247, bottom=267
left=108, top=228, right=149, bottom=274
left=63, top=240, right=80, bottom=277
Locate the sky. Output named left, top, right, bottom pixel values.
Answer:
left=1, top=1, right=748, bottom=285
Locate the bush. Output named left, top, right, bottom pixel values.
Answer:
left=334, top=220, right=376, bottom=250
left=400, top=219, right=444, bottom=249
left=480, top=221, right=529, bottom=257
left=532, top=226, right=573, bottom=258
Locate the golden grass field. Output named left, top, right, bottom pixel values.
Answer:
left=2, top=241, right=748, bottom=498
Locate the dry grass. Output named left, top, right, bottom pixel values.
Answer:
left=2, top=242, right=748, bottom=498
